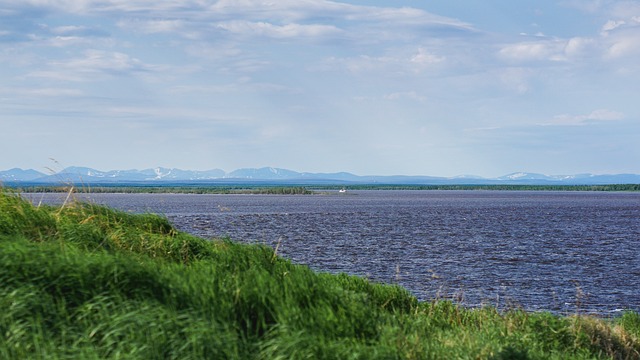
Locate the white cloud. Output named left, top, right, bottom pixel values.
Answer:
left=6, top=0, right=474, bottom=33
left=3, top=0, right=475, bottom=43
left=0, top=0, right=89, bottom=14
left=602, top=19, right=626, bottom=33
left=118, top=19, right=185, bottom=34
left=500, top=27, right=640, bottom=65
left=50, top=25, right=87, bottom=35
left=498, top=40, right=567, bottom=63
left=209, top=0, right=473, bottom=31
left=28, top=50, right=161, bottom=81
left=563, top=37, right=596, bottom=58
left=547, top=109, right=625, bottom=126
left=346, top=5, right=471, bottom=28
left=44, top=36, right=90, bottom=47
left=26, top=0, right=188, bottom=14
left=497, top=1, right=640, bottom=67
left=588, top=109, right=625, bottom=120
left=589, top=2, right=640, bottom=59
left=410, top=47, right=445, bottom=66
left=318, top=46, right=447, bottom=75
left=604, top=28, right=640, bottom=58
left=215, top=21, right=342, bottom=39
left=65, top=50, right=150, bottom=73
left=210, top=0, right=351, bottom=21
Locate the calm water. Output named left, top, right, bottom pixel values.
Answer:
left=30, top=190, right=640, bottom=315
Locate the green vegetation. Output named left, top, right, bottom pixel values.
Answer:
left=9, top=183, right=640, bottom=195
left=1, top=189, right=639, bottom=359
left=311, top=184, right=640, bottom=192
left=12, top=185, right=313, bottom=195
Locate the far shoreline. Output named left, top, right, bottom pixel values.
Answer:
left=3, top=183, right=640, bottom=194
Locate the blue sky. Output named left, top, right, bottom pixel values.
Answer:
left=1, top=0, right=639, bottom=177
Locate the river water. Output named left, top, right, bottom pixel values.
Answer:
left=29, top=190, right=640, bottom=315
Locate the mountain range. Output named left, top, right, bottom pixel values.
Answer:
left=2, top=167, right=640, bottom=185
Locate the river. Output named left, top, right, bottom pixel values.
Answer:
left=28, top=190, right=640, bottom=315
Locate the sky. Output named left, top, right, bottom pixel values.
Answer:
left=1, top=0, right=639, bottom=177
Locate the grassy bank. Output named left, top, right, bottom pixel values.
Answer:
left=1, top=189, right=639, bottom=359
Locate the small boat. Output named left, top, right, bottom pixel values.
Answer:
left=339, top=188, right=347, bottom=193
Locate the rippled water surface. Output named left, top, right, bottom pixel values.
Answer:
left=31, top=190, right=640, bottom=315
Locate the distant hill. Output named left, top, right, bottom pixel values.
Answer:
left=227, top=167, right=301, bottom=180
left=2, top=167, right=226, bottom=183
left=495, top=172, right=640, bottom=185
left=2, top=167, right=640, bottom=185
left=0, top=168, right=47, bottom=182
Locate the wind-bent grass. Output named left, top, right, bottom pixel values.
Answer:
left=1, top=189, right=639, bottom=359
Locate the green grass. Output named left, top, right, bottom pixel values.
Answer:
left=1, top=189, right=639, bottom=359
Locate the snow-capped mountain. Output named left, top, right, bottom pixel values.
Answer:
left=137, top=167, right=226, bottom=180
left=15, top=167, right=226, bottom=183
left=496, top=172, right=640, bottom=184
left=2, top=166, right=640, bottom=185
left=498, top=172, right=551, bottom=181
left=225, top=167, right=300, bottom=180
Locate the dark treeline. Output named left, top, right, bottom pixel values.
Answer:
left=310, top=184, right=640, bottom=191
left=7, top=183, right=640, bottom=194
left=11, top=185, right=313, bottom=195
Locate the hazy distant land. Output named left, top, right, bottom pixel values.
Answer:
left=3, top=166, right=640, bottom=186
